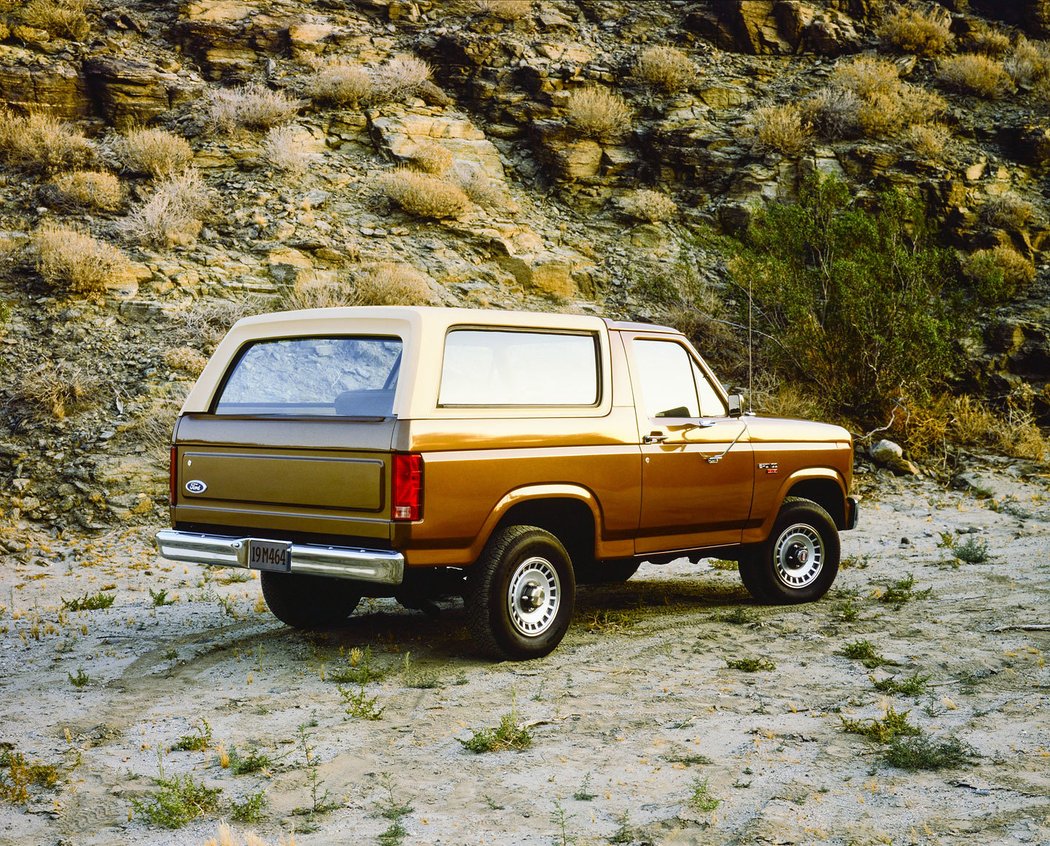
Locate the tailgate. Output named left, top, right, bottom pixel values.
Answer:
left=172, top=416, right=397, bottom=540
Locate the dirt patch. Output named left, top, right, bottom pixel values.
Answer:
left=1, top=462, right=1048, bottom=846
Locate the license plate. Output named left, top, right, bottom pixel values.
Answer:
left=245, top=539, right=291, bottom=573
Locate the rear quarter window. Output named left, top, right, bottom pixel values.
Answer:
left=439, top=329, right=599, bottom=406
left=214, top=336, right=402, bottom=417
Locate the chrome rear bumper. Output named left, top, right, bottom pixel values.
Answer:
left=155, top=530, right=404, bottom=585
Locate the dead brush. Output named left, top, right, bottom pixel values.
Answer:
left=119, top=169, right=215, bottom=247
left=207, top=82, right=301, bottom=134
left=33, top=223, right=132, bottom=297
left=1005, top=37, right=1050, bottom=94
left=406, top=142, right=454, bottom=175
left=115, top=127, right=193, bottom=178
left=938, top=54, right=1014, bottom=98
left=12, top=361, right=99, bottom=419
left=827, top=57, right=946, bottom=138
left=307, top=59, right=373, bottom=107
left=980, top=192, right=1037, bottom=230
left=354, top=262, right=436, bottom=306
left=565, top=87, right=632, bottom=141
left=45, top=169, right=124, bottom=212
left=370, top=54, right=432, bottom=103
left=378, top=168, right=470, bottom=219
left=475, top=0, right=532, bottom=20
left=0, top=109, right=95, bottom=173
left=619, top=189, right=677, bottom=223
left=634, top=45, right=697, bottom=93
left=752, top=103, right=812, bottom=156
left=877, top=6, right=953, bottom=55
left=19, top=0, right=91, bottom=41
left=905, top=123, right=951, bottom=160
left=261, top=126, right=316, bottom=175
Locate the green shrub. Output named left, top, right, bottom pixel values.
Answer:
left=729, top=176, right=958, bottom=415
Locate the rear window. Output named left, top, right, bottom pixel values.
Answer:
left=439, top=329, right=599, bottom=406
left=214, top=336, right=402, bottom=417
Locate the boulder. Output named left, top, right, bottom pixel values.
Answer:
left=370, top=108, right=506, bottom=179
left=177, top=1, right=291, bottom=80
left=0, top=54, right=91, bottom=119
left=84, top=58, right=199, bottom=128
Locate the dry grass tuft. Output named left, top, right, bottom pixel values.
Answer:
left=981, top=192, right=1037, bottom=230
left=406, top=142, right=454, bottom=175
left=115, top=127, right=193, bottom=178
left=119, top=169, right=215, bottom=247
left=966, top=24, right=1012, bottom=57
left=752, top=103, right=812, bottom=155
left=207, top=83, right=300, bottom=134
left=20, top=0, right=90, bottom=41
left=620, top=189, right=677, bottom=223
left=634, top=45, right=697, bottom=93
left=33, top=223, right=131, bottom=297
left=475, top=0, right=531, bottom=20
left=878, top=6, right=953, bottom=55
left=455, top=167, right=513, bottom=210
left=1005, top=37, right=1050, bottom=96
left=286, top=264, right=436, bottom=309
left=47, top=170, right=124, bottom=211
left=371, top=54, right=432, bottom=103
left=938, top=54, right=1013, bottom=98
left=163, top=346, right=208, bottom=376
left=378, top=169, right=470, bottom=219
left=307, top=60, right=373, bottom=107
left=11, top=360, right=99, bottom=419
left=832, top=56, right=903, bottom=100
left=905, top=123, right=951, bottom=159
left=261, top=126, right=316, bottom=174
left=823, top=57, right=946, bottom=138
left=803, top=87, right=861, bottom=139
left=0, top=110, right=95, bottom=173
left=565, top=87, right=632, bottom=141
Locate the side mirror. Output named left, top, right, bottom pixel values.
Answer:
left=728, top=393, right=744, bottom=418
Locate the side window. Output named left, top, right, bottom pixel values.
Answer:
left=632, top=340, right=700, bottom=418
left=439, top=329, right=599, bottom=406
left=693, top=361, right=728, bottom=417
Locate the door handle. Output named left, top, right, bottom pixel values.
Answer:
left=643, top=431, right=667, bottom=444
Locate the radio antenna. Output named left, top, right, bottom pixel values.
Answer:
left=747, top=275, right=754, bottom=413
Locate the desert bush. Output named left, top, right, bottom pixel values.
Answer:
left=261, top=126, right=315, bottom=174
left=284, top=272, right=356, bottom=310
left=120, top=169, right=215, bottom=247
left=115, top=127, right=193, bottom=178
left=905, top=123, right=951, bottom=159
left=730, top=176, right=958, bottom=415
left=475, top=0, right=531, bottom=20
left=981, top=192, right=1037, bottom=230
left=832, top=56, right=902, bottom=100
left=177, top=297, right=264, bottom=351
left=33, top=223, right=131, bottom=297
left=752, top=103, right=812, bottom=155
left=307, top=59, right=373, bottom=107
left=20, top=0, right=90, bottom=41
left=454, top=167, right=512, bottom=210
left=406, top=142, right=454, bottom=175
left=207, top=82, right=300, bottom=134
left=47, top=170, right=124, bottom=211
left=1005, top=37, right=1050, bottom=95
left=966, top=24, right=1011, bottom=57
left=634, top=45, right=697, bottom=93
left=565, top=87, right=632, bottom=141
left=858, top=85, right=945, bottom=137
left=0, top=110, right=95, bottom=173
left=938, top=54, right=1013, bottom=98
left=803, top=87, right=861, bottom=139
left=620, top=189, right=677, bottom=223
left=379, top=168, right=470, bottom=219
left=13, top=361, right=99, bottom=419
left=354, top=262, right=436, bottom=306
left=371, top=54, right=431, bottom=103
left=962, top=245, right=1036, bottom=303
left=828, top=58, right=945, bottom=137
left=163, top=346, right=208, bottom=376
left=878, top=6, right=953, bottom=55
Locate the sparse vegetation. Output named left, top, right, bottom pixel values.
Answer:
left=841, top=639, right=887, bottom=669
left=308, top=59, right=373, bottom=107
left=371, top=54, right=432, bottom=104
left=375, top=777, right=413, bottom=846
left=115, top=127, right=193, bottom=178
left=262, top=125, right=315, bottom=174
left=1005, top=37, right=1050, bottom=96
left=459, top=712, right=532, bottom=753
left=565, top=87, right=632, bottom=141
left=962, top=245, right=1036, bottom=304
left=12, top=361, right=99, bottom=420
left=294, top=725, right=338, bottom=819
left=227, top=746, right=272, bottom=776
left=820, top=58, right=946, bottom=138
left=339, top=684, right=384, bottom=720
left=328, top=647, right=388, bottom=684
left=884, top=734, right=976, bottom=770
left=19, top=0, right=91, bottom=41
left=938, top=54, right=1014, bottom=98
left=0, top=110, right=95, bottom=173
left=379, top=169, right=470, bottom=220
left=46, top=170, right=124, bottom=211
left=952, top=536, right=990, bottom=564
left=752, top=103, right=812, bottom=156
left=878, top=6, right=953, bottom=55
left=207, top=83, right=301, bottom=134
left=163, top=346, right=208, bottom=376
left=906, top=123, right=951, bottom=159
left=876, top=574, right=932, bottom=608
left=33, top=223, right=132, bottom=297
left=872, top=672, right=930, bottom=696
left=120, top=169, right=215, bottom=248
left=230, top=789, right=267, bottom=824
left=620, top=188, right=677, bottom=223
left=726, top=657, right=775, bottom=672
left=0, top=746, right=61, bottom=804
left=68, top=668, right=91, bottom=687
left=62, top=590, right=115, bottom=611
left=476, top=0, right=531, bottom=20
left=132, top=773, right=222, bottom=828
left=688, top=778, right=720, bottom=813
left=406, top=142, right=453, bottom=175
left=840, top=706, right=921, bottom=743
left=634, top=45, right=697, bottom=93
left=981, top=192, right=1037, bottom=230
left=172, top=719, right=212, bottom=752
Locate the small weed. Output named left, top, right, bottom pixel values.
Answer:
left=0, top=746, right=61, bottom=804
left=688, top=778, right=720, bottom=813
left=228, top=746, right=271, bottom=776
left=132, top=773, right=221, bottom=829
left=953, top=537, right=990, bottom=564
left=837, top=598, right=859, bottom=622
left=718, top=607, right=756, bottom=625
left=68, top=668, right=90, bottom=688
left=840, top=554, right=870, bottom=569
left=230, top=789, right=266, bottom=823
left=459, top=712, right=532, bottom=753
left=329, top=646, right=388, bottom=684
left=375, top=777, right=412, bottom=846
left=62, top=591, right=115, bottom=612
left=400, top=653, right=440, bottom=689
left=664, top=753, right=713, bottom=766
left=150, top=588, right=174, bottom=607
left=726, top=657, right=776, bottom=672
left=339, top=684, right=384, bottom=721
left=171, top=719, right=212, bottom=752
left=551, top=800, right=577, bottom=846
left=884, top=734, right=976, bottom=770
left=876, top=574, right=933, bottom=608
left=572, top=773, right=596, bottom=801
left=293, top=725, right=338, bottom=819
left=937, top=531, right=956, bottom=548
left=841, top=706, right=921, bottom=743
left=872, top=672, right=931, bottom=697
left=841, top=639, right=888, bottom=668
left=710, top=559, right=739, bottom=571
left=581, top=608, right=639, bottom=634
left=610, top=809, right=634, bottom=844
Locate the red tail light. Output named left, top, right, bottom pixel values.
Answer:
left=169, top=445, right=177, bottom=506
left=392, top=453, right=423, bottom=522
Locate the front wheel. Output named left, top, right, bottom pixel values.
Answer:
left=739, top=497, right=839, bottom=604
left=260, top=571, right=362, bottom=629
left=465, top=525, right=576, bottom=660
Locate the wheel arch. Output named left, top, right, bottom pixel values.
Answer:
left=744, top=469, right=848, bottom=544
left=485, top=486, right=598, bottom=568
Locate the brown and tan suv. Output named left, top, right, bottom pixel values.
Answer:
left=156, top=306, right=857, bottom=659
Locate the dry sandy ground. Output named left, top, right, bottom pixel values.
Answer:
left=1, top=459, right=1048, bottom=846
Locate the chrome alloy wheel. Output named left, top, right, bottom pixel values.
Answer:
left=507, top=556, right=561, bottom=637
left=772, top=523, right=824, bottom=589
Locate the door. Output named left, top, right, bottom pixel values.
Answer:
left=627, top=336, right=754, bottom=553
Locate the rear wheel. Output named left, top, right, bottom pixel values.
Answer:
left=465, top=525, right=576, bottom=660
left=260, top=571, right=361, bottom=629
left=739, top=497, right=839, bottom=604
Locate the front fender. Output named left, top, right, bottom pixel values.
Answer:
left=743, top=468, right=848, bottom=544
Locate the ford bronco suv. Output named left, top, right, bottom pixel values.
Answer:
left=157, top=306, right=857, bottom=659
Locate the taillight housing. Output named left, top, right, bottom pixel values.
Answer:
left=392, top=453, right=423, bottom=522
left=169, top=445, right=177, bottom=506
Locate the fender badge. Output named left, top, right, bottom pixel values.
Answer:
left=185, top=479, right=208, bottom=494
left=758, top=462, right=779, bottom=474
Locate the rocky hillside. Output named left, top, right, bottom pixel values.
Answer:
left=0, top=0, right=1047, bottom=533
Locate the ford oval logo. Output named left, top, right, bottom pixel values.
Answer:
left=185, top=480, right=207, bottom=495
